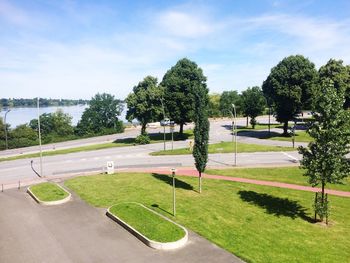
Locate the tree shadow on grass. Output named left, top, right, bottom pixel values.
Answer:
left=238, top=190, right=313, bottom=223
left=151, top=173, right=194, bottom=190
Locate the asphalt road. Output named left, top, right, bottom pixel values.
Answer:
left=0, top=117, right=305, bottom=187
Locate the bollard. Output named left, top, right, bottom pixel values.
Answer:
left=18, top=180, right=20, bottom=190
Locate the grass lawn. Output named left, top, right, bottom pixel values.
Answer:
left=65, top=173, right=350, bottom=263
left=205, top=167, right=350, bottom=192
left=269, top=131, right=312, bottom=143
left=238, top=128, right=312, bottom=143
left=29, top=182, right=69, bottom=202
left=109, top=203, right=185, bottom=242
left=151, top=141, right=294, bottom=156
left=237, top=123, right=281, bottom=131
left=0, top=129, right=193, bottom=162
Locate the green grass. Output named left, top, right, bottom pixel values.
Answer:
left=237, top=123, right=281, bottom=131
left=109, top=203, right=185, bottom=242
left=151, top=141, right=294, bottom=155
left=205, top=167, right=350, bottom=192
left=65, top=172, right=350, bottom=263
left=0, top=130, right=194, bottom=162
left=269, top=131, right=312, bottom=142
left=29, top=182, right=69, bottom=202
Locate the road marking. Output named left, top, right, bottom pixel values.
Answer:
left=282, top=152, right=298, bottom=163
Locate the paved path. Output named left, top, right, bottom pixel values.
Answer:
left=0, top=187, right=243, bottom=263
left=148, top=168, right=350, bottom=198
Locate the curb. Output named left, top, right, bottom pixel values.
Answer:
left=106, top=202, right=188, bottom=250
left=27, top=183, right=72, bottom=206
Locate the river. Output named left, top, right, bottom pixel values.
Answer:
left=0, top=105, right=128, bottom=128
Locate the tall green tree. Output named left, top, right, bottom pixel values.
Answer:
left=298, top=79, right=350, bottom=222
left=76, top=93, right=123, bottom=135
left=219, top=91, right=242, bottom=117
left=126, top=76, right=163, bottom=135
left=262, top=55, right=318, bottom=135
left=318, top=59, right=350, bottom=109
left=161, top=58, right=207, bottom=135
left=241, top=87, right=266, bottom=128
left=192, top=80, right=210, bottom=193
left=208, top=93, right=221, bottom=117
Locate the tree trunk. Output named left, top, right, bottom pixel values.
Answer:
left=283, top=121, right=289, bottom=136
left=179, top=123, right=184, bottom=135
left=321, top=180, right=325, bottom=221
left=141, top=123, right=146, bottom=135
left=199, top=171, right=202, bottom=193
left=246, top=116, right=249, bottom=127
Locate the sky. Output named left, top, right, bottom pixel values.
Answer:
left=1, top=0, right=350, bottom=100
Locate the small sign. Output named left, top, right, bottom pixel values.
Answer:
left=106, top=161, right=115, bottom=175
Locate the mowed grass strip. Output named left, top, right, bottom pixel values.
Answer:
left=109, top=203, right=185, bottom=243
left=205, top=167, right=350, bottom=192
left=151, top=141, right=294, bottom=155
left=65, top=173, right=350, bottom=263
left=29, top=182, right=69, bottom=202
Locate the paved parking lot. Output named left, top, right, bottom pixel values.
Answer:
left=0, top=187, right=243, bottom=263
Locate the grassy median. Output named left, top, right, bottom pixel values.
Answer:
left=151, top=141, right=294, bottom=155
left=29, top=182, right=69, bottom=202
left=65, top=172, right=350, bottom=263
left=109, top=203, right=185, bottom=242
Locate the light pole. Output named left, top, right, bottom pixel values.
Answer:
left=160, top=98, right=166, bottom=151
left=171, top=168, right=176, bottom=216
left=37, top=98, right=43, bottom=177
left=4, top=109, right=11, bottom=150
left=232, top=104, right=237, bottom=166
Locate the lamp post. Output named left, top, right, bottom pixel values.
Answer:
left=171, top=168, right=176, bottom=216
left=4, top=109, right=11, bottom=150
left=160, top=98, right=166, bottom=151
left=37, top=98, right=43, bottom=177
left=232, top=104, right=237, bottom=166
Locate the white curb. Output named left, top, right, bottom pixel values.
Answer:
left=106, top=202, right=188, bottom=250
left=27, top=183, right=71, bottom=206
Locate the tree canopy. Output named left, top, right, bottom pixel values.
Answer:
left=126, top=76, right=163, bottom=134
left=262, top=55, right=318, bottom=135
left=219, top=91, right=242, bottom=117
left=76, top=93, right=123, bottom=135
left=241, top=87, right=266, bottom=128
left=161, top=58, right=207, bottom=134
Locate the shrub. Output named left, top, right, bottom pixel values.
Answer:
left=135, top=134, right=150, bottom=144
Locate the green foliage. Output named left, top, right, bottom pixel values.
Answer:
left=76, top=93, right=123, bottom=135
left=219, top=90, right=242, bottom=116
left=318, top=59, right=350, bottom=109
left=241, top=87, right=266, bottom=128
left=299, top=79, right=350, bottom=222
left=262, top=55, right=318, bottom=135
left=314, top=192, right=329, bottom=221
left=0, top=98, right=88, bottom=107
left=126, top=76, right=163, bottom=135
left=208, top=93, right=221, bottom=117
left=135, top=134, right=151, bottom=144
left=8, top=124, right=37, bottom=148
left=161, top=58, right=207, bottom=134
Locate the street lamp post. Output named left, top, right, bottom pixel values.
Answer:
left=160, top=98, right=166, bottom=151
left=37, top=98, right=43, bottom=177
left=232, top=104, right=237, bottom=166
left=4, top=109, right=11, bottom=150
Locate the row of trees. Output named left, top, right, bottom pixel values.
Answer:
left=0, top=93, right=124, bottom=150
left=0, top=98, right=89, bottom=108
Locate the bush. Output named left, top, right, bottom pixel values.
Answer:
left=135, top=134, right=150, bottom=144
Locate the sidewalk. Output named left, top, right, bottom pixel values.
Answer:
left=149, top=168, right=350, bottom=198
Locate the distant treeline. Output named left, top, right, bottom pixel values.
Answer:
left=0, top=98, right=90, bottom=108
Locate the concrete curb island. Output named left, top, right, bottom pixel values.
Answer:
left=106, top=203, right=188, bottom=250
left=27, top=183, right=72, bottom=205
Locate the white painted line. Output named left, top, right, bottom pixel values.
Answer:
left=282, top=152, right=298, bottom=163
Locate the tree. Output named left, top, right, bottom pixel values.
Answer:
left=318, top=59, right=350, bottom=109
left=241, top=87, right=266, bottom=128
left=126, top=76, right=163, bottom=135
left=9, top=124, right=37, bottom=148
left=298, top=79, right=350, bottom=223
left=161, top=58, right=207, bottom=135
left=262, top=55, right=318, bottom=135
left=219, top=91, right=242, bottom=117
left=76, top=93, right=123, bottom=135
left=208, top=93, right=221, bottom=117
left=192, top=80, right=210, bottom=194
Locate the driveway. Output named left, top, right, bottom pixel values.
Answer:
left=0, top=187, right=243, bottom=263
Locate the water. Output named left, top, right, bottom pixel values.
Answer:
left=0, top=105, right=128, bottom=128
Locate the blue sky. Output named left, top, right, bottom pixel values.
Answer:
left=1, top=0, right=350, bottom=100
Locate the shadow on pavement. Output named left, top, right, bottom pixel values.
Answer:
left=238, top=190, right=314, bottom=223
left=151, top=173, right=194, bottom=190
